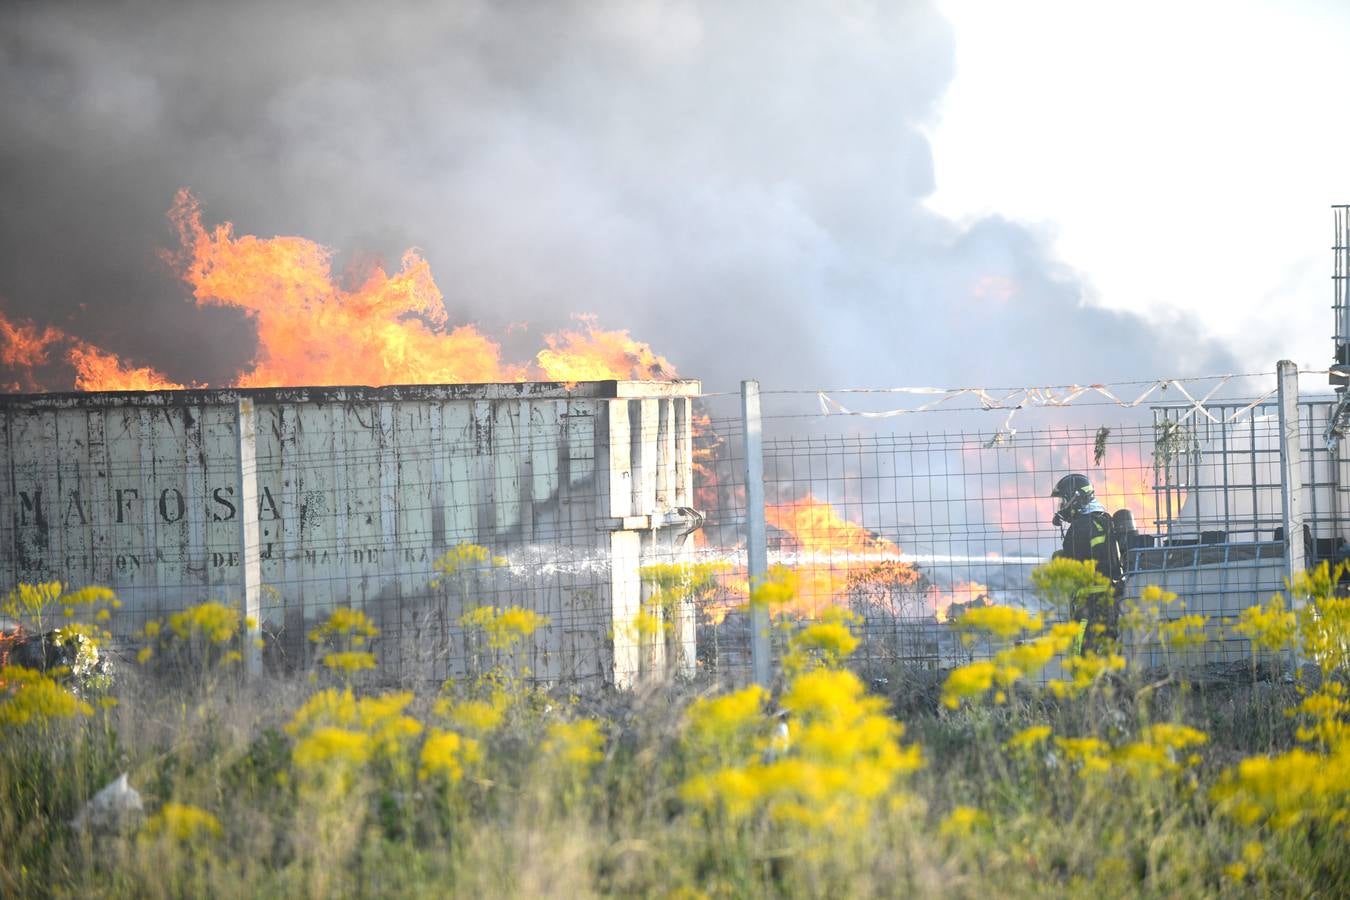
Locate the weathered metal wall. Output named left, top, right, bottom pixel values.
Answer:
left=1, top=380, right=702, bottom=686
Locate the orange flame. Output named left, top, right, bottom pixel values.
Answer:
left=536, top=314, right=675, bottom=383
left=926, top=580, right=990, bottom=624
left=167, top=190, right=520, bottom=387
left=765, top=494, right=936, bottom=617
left=0, top=313, right=63, bottom=392
left=69, top=342, right=185, bottom=392
left=1, top=190, right=681, bottom=393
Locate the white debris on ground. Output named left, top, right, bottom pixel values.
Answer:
left=71, top=773, right=143, bottom=833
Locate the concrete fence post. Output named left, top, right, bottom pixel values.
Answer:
left=1277, top=361, right=1306, bottom=586
left=741, top=380, right=771, bottom=687
left=236, top=398, right=263, bottom=678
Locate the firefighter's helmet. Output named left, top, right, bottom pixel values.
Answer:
left=1051, top=473, right=1095, bottom=521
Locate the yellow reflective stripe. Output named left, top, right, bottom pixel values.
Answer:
left=1090, top=521, right=1107, bottom=547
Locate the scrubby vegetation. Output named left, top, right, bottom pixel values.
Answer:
left=1, top=556, right=1347, bottom=897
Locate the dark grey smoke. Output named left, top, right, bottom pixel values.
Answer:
left=0, top=0, right=1237, bottom=394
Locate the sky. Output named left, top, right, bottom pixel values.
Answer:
left=0, top=0, right=1341, bottom=395
left=929, top=0, right=1350, bottom=374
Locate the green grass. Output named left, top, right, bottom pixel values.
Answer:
left=2, top=562, right=1349, bottom=898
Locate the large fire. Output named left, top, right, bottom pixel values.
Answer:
left=968, top=436, right=1163, bottom=533
left=767, top=495, right=938, bottom=617
left=0, top=189, right=675, bottom=392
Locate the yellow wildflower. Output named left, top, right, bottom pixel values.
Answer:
left=749, top=565, right=799, bottom=609
left=1055, top=737, right=1111, bottom=775
left=939, top=805, right=989, bottom=838
left=419, top=728, right=482, bottom=783
left=1161, top=614, right=1209, bottom=650
left=0, top=666, right=94, bottom=726
left=1235, top=596, right=1296, bottom=652
left=320, top=651, right=377, bottom=674
left=292, top=726, right=372, bottom=770
left=166, top=602, right=241, bottom=645
left=942, top=661, right=998, bottom=709
left=443, top=696, right=507, bottom=734
left=141, top=802, right=223, bottom=842
left=684, top=685, right=767, bottom=764
left=540, top=718, right=605, bottom=770
left=1048, top=651, right=1126, bottom=699
left=1005, top=725, right=1053, bottom=752
left=1143, top=723, right=1208, bottom=752
left=308, top=606, right=379, bottom=644
left=954, top=605, right=1042, bottom=639
left=460, top=605, right=549, bottom=650
left=430, top=542, right=508, bottom=585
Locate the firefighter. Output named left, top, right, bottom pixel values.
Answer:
left=1050, top=474, right=1125, bottom=654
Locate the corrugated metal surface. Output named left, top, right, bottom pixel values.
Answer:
left=1, top=380, right=702, bottom=685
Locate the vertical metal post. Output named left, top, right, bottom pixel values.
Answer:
left=1277, top=361, right=1306, bottom=587
left=236, top=398, right=263, bottom=678
left=741, top=380, right=771, bottom=687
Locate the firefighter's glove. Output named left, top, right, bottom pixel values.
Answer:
left=1052, top=512, right=1064, bottom=527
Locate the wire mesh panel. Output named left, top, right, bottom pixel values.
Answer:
left=3, top=374, right=1341, bottom=689
left=694, top=378, right=1341, bottom=682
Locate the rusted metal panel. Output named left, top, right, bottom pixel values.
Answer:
left=1, top=381, right=702, bottom=685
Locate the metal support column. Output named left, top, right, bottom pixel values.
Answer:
left=741, top=380, right=771, bottom=687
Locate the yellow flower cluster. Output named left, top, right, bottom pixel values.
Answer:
left=165, top=601, right=241, bottom=644
left=141, top=802, right=223, bottom=843
left=942, top=617, right=1079, bottom=708
left=307, top=607, right=379, bottom=675
left=1027, top=558, right=1112, bottom=614
left=1160, top=613, right=1209, bottom=651
left=540, top=718, right=605, bottom=768
left=3, top=583, right=120, bottom=656
left=782, top=608, right=860, bottom=677
left=1234, top=595, right=1296, bottom=653
left=1120, top=584, right=1182, bottom=639
left=641, top=561, right=729, bottom=609
left=1004, top=724, right=1052, bottom=753
left=1213, top=745, right=1350, bottom=830
left=1111, top=723, right=1207, bottom=777
left=1047, top=650, right=1126, bottom=699
left=320, top=651, right=377, bottom=674
left=1292, top=682, right=1349, bottom=748
left=681, top=668, right=923, bottom=833
left=430, top=542, right=508, bottom=586
left=286, top=688, right=423, bottom=783
left=460, top=605, right=549, bottom=650
left=748, top=565, right=799, bottom=609
left=308, top=606, right=379, bottom=645
left=954, top=605, right=1042, bottom=639
left=939, top=805, right=989, bottom=838
left=1212, top=564, right=1350, bottom=836
left=138, top=601, right=247, bottom=666
left=3, top=582, right=117, bottom=621
left=683, top=685, right=769, bottom=765
left=1006, top=720, right=1207, bottom=781
left=419, top=728, right=481, bottom=783
left=0, top=665, right=93, bottom=727
left=435, top=689, right=510, bottom=735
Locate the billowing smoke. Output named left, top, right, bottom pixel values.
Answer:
left=0, top=0, right=1236, bottom=394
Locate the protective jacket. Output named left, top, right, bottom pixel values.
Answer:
left=1056, top=508, right=1125, bottom=653
left=1061, top=510, right=1124, bottom=583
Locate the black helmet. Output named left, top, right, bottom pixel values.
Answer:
left=1051, top=473, right=1095, bottom=521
